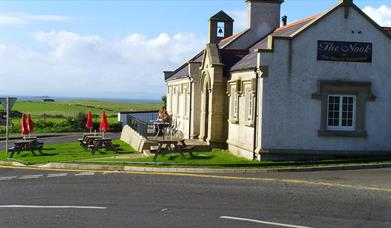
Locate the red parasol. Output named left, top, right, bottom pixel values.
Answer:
left=99, top=112, right=109, bottom=137
left=21, top=114, right=29, bottom=137
left=27, top=114, right=33, bottom=134
left=85, top=111, right=93, bottom=132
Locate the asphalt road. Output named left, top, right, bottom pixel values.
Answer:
left=0, top=167, right=390, bottom=228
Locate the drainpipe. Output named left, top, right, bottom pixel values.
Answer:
left=188, top=76, right=193, bottom=139
left=253, top=69, right=260, bottom=160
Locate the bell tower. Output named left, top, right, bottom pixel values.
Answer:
left=208, top=10, right=234, bottom=44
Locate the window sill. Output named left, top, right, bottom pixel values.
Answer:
left=245, top=122, right=254, bottom=127
left=318, top=130, right=367, bottom=138
left=229, top=119, right=239, bottom=125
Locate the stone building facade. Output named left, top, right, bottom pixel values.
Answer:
left=164, top=0, right=391, bottom=160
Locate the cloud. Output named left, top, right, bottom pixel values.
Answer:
left=363, top=5, right=391, bottom=27
left=0, top=13, right=71, bottom=25
left=0, top=31, right=206, bottom=99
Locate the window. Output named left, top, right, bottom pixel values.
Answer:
left=243, top=82, right=255, bottom=126
left=248, top=91, right=253, bottom=120
left=312, top=80, right=375, bottom=137
left=228, top=80, right=240, bottom=123
left=327, top=95, right=356, bottom=131
left=233, top=92, right=238, bottom=119
left=167, top=87, right=172, bottom=113
left=217, top=22, right=225, bottom=37
left=184, top=87, right=188, bottom=118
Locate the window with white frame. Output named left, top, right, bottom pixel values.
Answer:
left=228, top=82, right=240, bottom=123
left=167, top=87, right=172, bottom=113
left=233, top=92, right=238, bottom=118
left=183, top=87, right=188, bottom=118
left=246, top=87, right=255, bottom=123
left=241, top=80, right=256, bottom=126
left=327, top=95, right=356, bottom=131
left=177, top=89, right=181, bottom=117
left=312, top=80, right=375, bottom=137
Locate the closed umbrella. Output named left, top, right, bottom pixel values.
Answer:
left=99, top=112, right=109, bottom=138
left=21, top=114, right=29, bottom=138
left=85, top=111, right=93, bottom=133
left=27, top=114, right=33, bottom=137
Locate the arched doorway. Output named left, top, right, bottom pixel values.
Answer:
left=200, top=73, right=211, bottom=142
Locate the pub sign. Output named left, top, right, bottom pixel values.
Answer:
left=317, top=40, right=372, bottom=63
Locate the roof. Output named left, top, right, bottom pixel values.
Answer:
left=165, top=51, right=204, bottom=82
left=209, top=10, right=234, bottom=22
left=230, top=15, right=320, bottom=71
left=220, top=50, right=249, bottom=75
left=219, top=32, right=244, bottom=48
left=273, top=14, right=321, bottom=37
left=165, top=31, right=242, bottom=82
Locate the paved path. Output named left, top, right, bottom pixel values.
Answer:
left=0, top=167, right=390, bottom=227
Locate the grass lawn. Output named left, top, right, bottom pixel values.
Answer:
left=97, top=150, right=262, bottom=165
left=0, top=140, right=137, bottom=165
left=85, top=152, right=391, bottom=168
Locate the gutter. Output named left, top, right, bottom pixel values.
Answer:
left=253, top=69, right=260, bottom=160
left=188, top=76, right=193, bottom=139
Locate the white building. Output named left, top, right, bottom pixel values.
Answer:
left=164, top=0, right=391, bottom=160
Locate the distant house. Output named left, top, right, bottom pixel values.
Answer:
left=164, top=0, right=391, bottom=160
left=42, top=98, right=55, bottom=102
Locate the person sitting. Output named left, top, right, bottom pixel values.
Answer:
left=155, top=108, right=169, bottom=136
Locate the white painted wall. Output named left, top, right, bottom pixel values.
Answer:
left=227, top=71, right=257, bottom=159
left=259, top=7, right=391, bottom=154
left=166, top=79, right=192, bottom=138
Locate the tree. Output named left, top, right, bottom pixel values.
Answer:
left=161, top=95, right=167, bottom=109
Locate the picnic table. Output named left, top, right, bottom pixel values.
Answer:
left=79, top=135, right=102, bottom=150
left=9, top=138, right=44, bottom=158
left=89, top=138, right=118, bottom=155
left=152, top=139, right=194, bottom=161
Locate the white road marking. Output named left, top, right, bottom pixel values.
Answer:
left=220, top=216, right=312, bottom=228
left=75, top=172, right=95, bottom=176
left=0, top=205, right=106, bottom=210
left=19, top=175, right=43, bottom=180
left=47, top=173, right=68, bottom=178
left=0, top=176, right=17, bottom=181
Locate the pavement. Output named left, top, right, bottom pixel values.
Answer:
left=0, top=167, right=390, bottom=227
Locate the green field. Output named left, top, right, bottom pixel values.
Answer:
left=1, top=100, right=162, bottom=134
left=13, top=100, right=161, bottom=117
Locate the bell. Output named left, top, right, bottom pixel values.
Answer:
left=218, top=28, right=223, bottom=34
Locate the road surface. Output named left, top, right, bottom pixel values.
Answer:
left=0, top=167, right=390, bottom=227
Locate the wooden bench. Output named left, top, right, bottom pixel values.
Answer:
left=90, top=138, right=118, bottom=155
left=9, top=140, right=44, bottom=158
left=151, top=139, right=196, bottom=161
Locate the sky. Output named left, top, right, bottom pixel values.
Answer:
left=0, top=0, right=390, bottom=100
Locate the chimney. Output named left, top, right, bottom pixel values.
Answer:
left=341, top=0, right=353, bottom=5
left=282, top=15, right=287, bottom=26
left=246, top=0, right=284, bottom=36
left=208, top=10, right=234, bottom=44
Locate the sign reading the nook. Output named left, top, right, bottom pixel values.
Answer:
left=317, top=40, right=372, bottom=63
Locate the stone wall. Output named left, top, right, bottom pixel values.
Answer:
left=120, top=125, right=149, bottom=152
